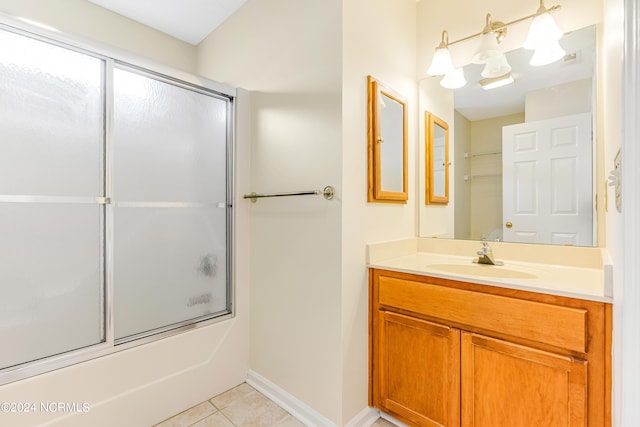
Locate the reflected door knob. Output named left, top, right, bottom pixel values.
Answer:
left=505, top=221, right=513, bottom=228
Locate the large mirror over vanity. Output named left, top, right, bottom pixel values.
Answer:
left=419, top=24, right=600, bottom=247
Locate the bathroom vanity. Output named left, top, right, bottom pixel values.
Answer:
left=368, top=239, right=612, bottom=427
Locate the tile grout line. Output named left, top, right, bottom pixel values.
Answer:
left=270, top=412, right=291, bottom=427
left=220, top=409, right=238, bottom=427
left=186, top=401, right=228, bottom=427
left=154, top=400, right=217, bottom=427
left=162, top=383, right=308, bottom=427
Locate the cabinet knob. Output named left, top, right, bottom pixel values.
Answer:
left=505, top=221, right=513, bottom=228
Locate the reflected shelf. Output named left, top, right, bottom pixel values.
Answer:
left=464, top=173, right=502, bottom=181
left=464, top=150, right=502, bottom=158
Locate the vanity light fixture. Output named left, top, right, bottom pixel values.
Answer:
left=427, top=0, right=562, bottom=88
left=529, top=39, right=566, bottom=66
left=481, top=54, right=512, bottom=78
left=523, top=0, right=563, bottom=49
left=471, top=14, right=508, bottom=65
left=427, top=30, right=455, bottom=76
left=440, top=67, right=467, bottom=89
left=479, top=73, right=515, bottom=90
left=523, top=0, right=566, bottom=66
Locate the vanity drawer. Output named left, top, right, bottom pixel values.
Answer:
left=378, top=275, right=587, bottom=353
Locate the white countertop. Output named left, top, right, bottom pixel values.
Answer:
left=368, top=239, right=613, bottom=303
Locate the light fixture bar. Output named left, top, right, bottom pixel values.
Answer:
left=446, top=4, right=561, bottom=47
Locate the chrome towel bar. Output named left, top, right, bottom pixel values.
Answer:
left=243, top=185, right=335, bottom=203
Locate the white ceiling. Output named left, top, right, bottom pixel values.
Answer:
left=87, top=0, right=247, bottom=45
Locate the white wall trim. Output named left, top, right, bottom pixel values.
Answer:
left=247, top=370, right=337, bottom=426
left=343, top=407, right=381, bottom=427
left=246, top=370, right=380, bottom=427
left=621, top=0, right=640, bottom=425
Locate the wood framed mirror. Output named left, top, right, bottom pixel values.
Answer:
left=425, top=111, right=449, bottom=205
left=367, top=76, right=408, bottom=203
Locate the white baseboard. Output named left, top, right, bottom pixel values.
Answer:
left=246, top=370, right=380, bottom=427
left=344, top=406, right=380, bottom=427
left=246, top=370, right=336, bottom=426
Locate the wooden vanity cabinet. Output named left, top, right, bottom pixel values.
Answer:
left=378, top=311, right=461, bottom=426
left=369, top=269, right=612, bottom=427
left=461, top=332, right=587, bottom=426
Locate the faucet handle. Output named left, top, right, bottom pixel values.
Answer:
left=474, top=239, right=503, bottom=265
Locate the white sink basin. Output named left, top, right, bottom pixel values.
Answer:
left=427, top=263, right=538, bottom=279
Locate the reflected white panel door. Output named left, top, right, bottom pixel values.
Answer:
left=502, top=113, right=593, bottom=246
left=112, top=66, right=231, bottom=341
left=379, top=93, right=405, bottom=192
left=433, top=133, right=446, bottom=198
left=0, top=29, right=105, bottom=369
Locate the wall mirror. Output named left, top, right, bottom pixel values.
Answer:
left=426, top=112, right=449, bottom=205
left=368, top=75, right=408, bottom=203
left=419, top=24, right=599, bottom=246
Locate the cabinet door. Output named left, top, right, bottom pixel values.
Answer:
left=461, top=332, right=587, bottom=427
left=378, top=311, right=460, bottom=427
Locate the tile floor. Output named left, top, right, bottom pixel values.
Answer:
left=153, top=382, right=395, bottom=427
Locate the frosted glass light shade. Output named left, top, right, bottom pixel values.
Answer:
left=523, top=12, right=563, bottom=50
left=530, top=39, right=566, bottom=66
left=427, top=46, right=454, bottom=76
left=472, top=32, right=502, bottom=64
left=481, top=54, right=512, bottom=78
left=440, top=68, right=466, bottom=89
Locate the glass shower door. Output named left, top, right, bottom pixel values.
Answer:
left=0, top=29, right=105, bottom=369
left=112, top=67, right=231, bottom=342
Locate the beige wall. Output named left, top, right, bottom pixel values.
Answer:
left=342, top=0, right=417, bottom=422
left=0, top=3, right=249, bottom=426
left=454, top=111, right=471, bottom=239
left=418, top=77, right=455, bottom=237
left=468, top=113, right=524, bottom=241
left=525, top=78, right=594, bottom=122
left=199, top=0, right=417, bottom=423
left=197, top=0, right=345, bottom=423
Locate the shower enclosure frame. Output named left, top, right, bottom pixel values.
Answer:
left=0, top=14, right=236, bottom=386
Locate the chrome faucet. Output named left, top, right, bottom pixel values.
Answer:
left=474, top=241, right=504, bottom=266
